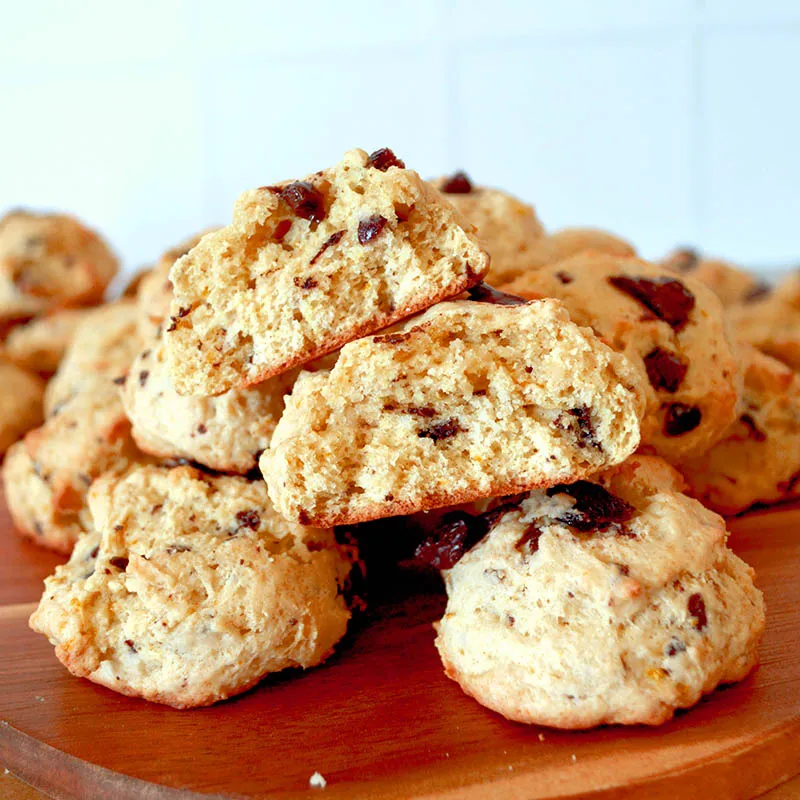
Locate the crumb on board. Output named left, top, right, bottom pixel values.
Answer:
left=538, top=733, right=546, bottom=742
left=309, top=771, right=327, bottom=789
left=571, top=754, right=577, bottom=763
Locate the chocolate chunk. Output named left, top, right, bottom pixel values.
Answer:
left=138, top=370, right=149, bottom=387
left=166, top=305, right=192, bottom=333
left=357, top=215, right=388, bottom=245
left=280, top=181, right=326, bottom=222
left=467, top=282, right=527, bottom=306
left=109, top=556, right=129, bottom=571
left=112, top=375, right=126, bottom=386
left=745, top=282, right=771, bottom=303
left=373, top=332, right=410, bottom=345
left=235, top=510, right=261, bottom=530
left=740, top=413, right=766, bottom=442
left=366, top=148, right=405, bottom=171
left=89, top=545, right=100, bottom=560
left=644, top=348, right=688, bottom=393
left=309, top=230, right=345, bottom=265
left=273, top=218, right=292, bottom=242
left=555, top=271, right=574, bottom=284
left=515, top=523, right=544, bottom=554
left=546, top=481, right=635, bottom=532
left=608, top=275, right=695, bottom=331
left=663, top=403, right=702, bottom=436
left=418, top=418, right=464, bottom=442
left=165, top=543, right=191, bottom=554
left=688, top=593, right=707, bottom=630
left=666, top=248, right=699, bottom=273
left=557, top=406, right=602, bottom=450
left=196, top=423, right=207, bottom=435
left=440, top=171, right=473, bottom=194
left=666, top=637, right=686, bottom=656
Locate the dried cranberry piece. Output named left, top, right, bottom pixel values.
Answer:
left=418, top=418, right=464, bottom=442
left=666, top=638, right=686, bottom=656
left=236, top=510, right=261, bottom=530
left=441, top=171, right=473, bottom=194
left=357, top=215, right=388, bottom=245
left=366, top=148, right=405, bottom=171
left=555, top=271, right=574, bottom=284
left=740, top=413, right=766, bottom=442
left=688, top=593, right=707, bottom=630
left=663, top=403, right=702, bottom=436
left=546, top=482, right=635, bottom=532
left=413, top=512, right=481, bottom=571
left=467, top=283, right=527, bottom=306
left=404, top=406, right=436, bottom=418
left=557, top=406, right=601, bottom=450
left=644, top=348, right=688, bottom=393
left=109, top=556, right=129, bottom=571
left=294, top=276, right=318, bottom=289
left=273, top=219, right=292, bottom=242
left=280, top=181, right=327, bottom=222
left=309, top=229, right=345, bottom=265
left=608, top=275, right=695, bottom=331
left=515, top=523, right=543, bottom=554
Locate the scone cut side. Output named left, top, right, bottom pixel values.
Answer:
left=262, top=298, right=645, bottom=527
left=165, top=148, right=489, bottom=396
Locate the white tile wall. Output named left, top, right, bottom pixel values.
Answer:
left=0, top=0, right=797, bottom=278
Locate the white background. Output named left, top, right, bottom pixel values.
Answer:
left=0, top=0, right=797, bottom=280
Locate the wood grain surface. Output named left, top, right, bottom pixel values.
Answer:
left=1, top=496, right=799, bottom=800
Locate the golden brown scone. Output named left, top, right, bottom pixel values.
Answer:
left=2, top=308, right=91, bottom=375
left=0, top=209, right=117, bottom=324
left=44, top=300, right=140, bottom=415
left=662, top=248, right=766, bottom=306
left=727, top=274, right=800, bottom=372
left=431, top=172, right=546, bottom=285
left=262, top=297, right=644, bottom=527
left=679, top=346, right=800, bottom=514
left=3, top=389, right=144, bottom=554
left=504, top=254, right=740, bottom=464
left=433, top=455, right=764, bottom=728
left=0, top=359, right=44, bottom=455
left=165, top=148, right=489, bottom=396
left=30, top=464, right=357, bottom=708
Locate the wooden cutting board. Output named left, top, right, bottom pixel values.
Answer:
left=1, top=497, right=799, bottom=800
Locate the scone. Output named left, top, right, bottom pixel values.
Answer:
left=433, top=455, right=765, bottom=728
left=0, top=209, right=117, bottom=324
left=44, top=300, right=140, bottom=415
left=123, top=326, right=301, bottom=474
left=431, top=172, right=545, bottom=285
left=2, top=308, right=91, bottom=375
left=727, top=278, right=800, bottom=372
left=262, top=298, right=644, bottom=527
left=503, top=254, right=740, bottom=463
left=679, top=346, right=800, bottom=514
left=3, top=389, right=143, bottom=554
left=0, top=359, right=45, bottom=455
left=29, top=464, right=357, bottom=708
left=663, top=248, right=765, bottom=306
left=546, top=227, right=636, bottom=263
left=166, top=148, right=489, bottom=396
